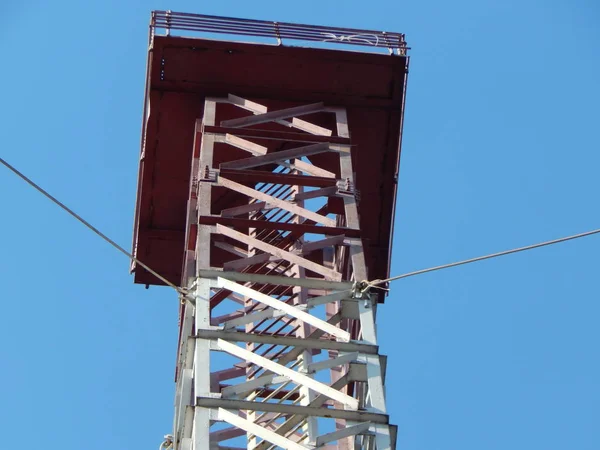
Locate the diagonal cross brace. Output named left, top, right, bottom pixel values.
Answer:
left=216, top=225, right=341, bottom=281
left=221, top=102, right=325, bottom=128
left=227, top=94, right=332, bottom=136
left=217, top=408, right=312, bottom=450
left=223, top=134, right=268, bottom=155
left=216, top=338, right=359, bottom=410
left=217, top=177, right=336, bottom=227
left=220, top=143, right=344, bottom=170
left=217, top=277, right=350, bottom=342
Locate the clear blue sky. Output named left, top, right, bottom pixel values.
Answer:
left=1, top=1, right=599, bottom=449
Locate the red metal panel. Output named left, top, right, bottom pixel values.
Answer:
left=132, top=34, right=408, bottom=288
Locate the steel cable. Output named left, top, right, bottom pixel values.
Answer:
left=3, top=156, right=598, bottom=298
left=0, top=157, right=190, bottom=299
left=367, top=228, right=600, bottom=290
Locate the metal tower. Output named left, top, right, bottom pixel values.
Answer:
left=132, top=11, right=409, bottom=450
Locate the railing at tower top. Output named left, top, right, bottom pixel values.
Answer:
left=150, top=10, right=409, bottom=55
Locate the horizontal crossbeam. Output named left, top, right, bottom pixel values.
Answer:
left=196, top=329, right=378, bottom=354
left=220, top=143, right=332, bottom=170
left=293, top=186, right=338, bottom=201
left=202, top=125, right=352, bottom=145
left=219, top=168, right=337, bottom=188
left=199, top=216, right=362, bottom=238
left=307, top=352, right=359, bottom=374
left=197, top=269, right=354, bottom=290
left=196, top=398, right=389, bottom=424
left=222, top=146, right=348, bottom=173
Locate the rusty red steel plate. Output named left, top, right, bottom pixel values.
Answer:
left=132, top=34, right=409, bottom=287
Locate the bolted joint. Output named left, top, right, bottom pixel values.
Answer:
left=352, top=280, right=371, bottom=299
left=199, top=165, right=218, bottom=182
left=336, top=178, right=360, bottom=200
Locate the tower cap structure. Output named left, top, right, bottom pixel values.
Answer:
left=131, top=11, right=409, bottom=294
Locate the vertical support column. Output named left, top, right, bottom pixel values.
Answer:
left=335, top=108, right=391, bottom=450
left=244, top=165, right=260, bottom=449
left=172, top=97, right=396, bottom=450
left=192, top=253, right=212, bottom=450
left=193, top=100, right=216, bottom=450
left=245, top=235, right=258, bottom=449
left=291, top=183, right=318, bottom=445
left=334, top=108, right=357, bottom=450
left=182, top=119, right=203, bottom=286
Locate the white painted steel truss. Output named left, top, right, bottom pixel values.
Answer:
left=171, top=96, right=396, bottom=450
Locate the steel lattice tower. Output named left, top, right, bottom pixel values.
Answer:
left=132, top=11, right=409, bottom=450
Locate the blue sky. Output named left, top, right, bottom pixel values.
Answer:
left=1, top=1, right=599, bottom=449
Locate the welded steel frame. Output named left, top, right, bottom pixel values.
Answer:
left=171, top=96, right=396, bottom=450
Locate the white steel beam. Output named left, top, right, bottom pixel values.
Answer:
left=221, top=102, right=325, bottom=128
left=220, top=143, right=345, bottom=170
left=221, top=374, right=290, bottom=398
left=197, top=396, right=388, bottom=424
left=217, top=278, right=350, bottom=341
left=302, top=235, right=346, bottom=254
left=222, top=307, right=285, bottom=330
left=220, top=201, right=269, bottom=217
left=196, top=329, right=378, bottom=354
left=198, top=269, right=354, bottom=290
left=307, top=352, right=359, bottom=374
left=172, top=100, right=395, bottom=450
left=307, top=291, right=353, bottom=308
left=250, top=378, right=352, bottom=450
left=223, top=253, right=280, bottom=271
left=212, top=242, right=247, bottom=258
left=227, top=94, right=332, bottom=136
left=293, top=186, right=338, bottom=201
left=216, top=339, right=359, bottom=409
left=227, top=94, right=268, bottom=114
left=222, top=373, right=286, bottom=398
left=289, top=159, right=336, bottom=178
left=216, top=225, right=341, bottom=281
left=175, top=368, right=193, bottom=440
left=315, top=422, right=371, bottom=447
left=217, top=408, right=312, bottom=450
left=223, top=134, right=267, bottom=155
left=289, top=117, right=332, bottom=136
left=217, top=177, right=336, bottom=227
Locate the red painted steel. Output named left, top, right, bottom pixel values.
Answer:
left=132, top=24, right=409, bottom=291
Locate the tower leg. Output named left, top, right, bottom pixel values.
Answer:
left=171, top=96, right=395, bottom=450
